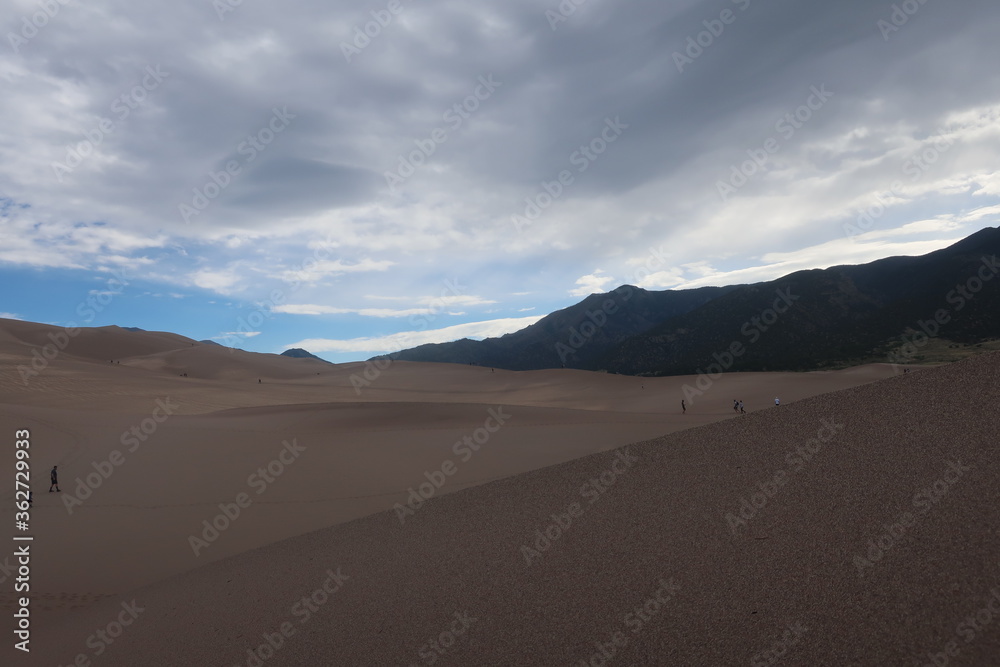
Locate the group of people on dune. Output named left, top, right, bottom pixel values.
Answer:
left=679, top=397, right=780, bottom=414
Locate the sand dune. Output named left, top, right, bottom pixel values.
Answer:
left=0, top=320, right=198, bottom=363
left=19, top=352, right=999, bottom=666
left=0, top=319, right=972, bottom=665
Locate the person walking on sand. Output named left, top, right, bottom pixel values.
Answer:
left=775, top=397, right=780, bottom=407
left=733, top=399, right=739, bottom=413
left=739, top=400, right=745, bottom=414
left=49, top=465, right=60, bottom=492
left=681, top=399, right=686, bottom=414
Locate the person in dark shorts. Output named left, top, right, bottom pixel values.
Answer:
left=681, top=399, right=686, bottom=414
left=49, top=465, right=60, bottom=492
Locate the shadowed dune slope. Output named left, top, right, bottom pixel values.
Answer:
left=28, top=352, right=1000, bottom=665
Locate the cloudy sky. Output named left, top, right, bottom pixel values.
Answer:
left=2, top=0, right=999, bottom=362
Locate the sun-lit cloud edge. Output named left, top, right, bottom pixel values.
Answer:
left=282, top=315, right=544, bottom=354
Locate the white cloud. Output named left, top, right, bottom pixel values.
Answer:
left=415, top=295, right=495, bottom=307
left=634, top=269, right=685, bottom=289
left=2, top=0, right=999, bottom=350
left=271, top=293, right=498, bottom=318
left=284, top=316, right=544, bottom=354
left=364, top=294, right=409, bottom=301
left=859, top=218, right=962, bottom=241
left=673, top=235, right=968, bottom=290
left=0, top=207, right=164, bottom=270
left=273, top=304, right=434, bottom=317
left=0, top=312, right=23, bottom=320
left=276, top=259, right=395, bottom=284
left=362, top=294, right=496, bottom=307
left=954, top=205, right=1000, bottom=223
left=190, top=268, right=243, bottom=294
left=972, top=172, right=1000, bottom=197
left=570, top=271, right=615, bottom=297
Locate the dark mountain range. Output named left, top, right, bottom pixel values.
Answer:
left=375, top=285, right=739, bottom=371
left=602, top=226, right=1000, bottom=375
left=374, top=226, right=1000, bottom=376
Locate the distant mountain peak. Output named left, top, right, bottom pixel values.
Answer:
left=281, top=348, right=330, bottom=363
left=375, top=227, right=1000, bottom=375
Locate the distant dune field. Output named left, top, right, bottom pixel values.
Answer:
left=3, top=319, right=993, bottom=665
